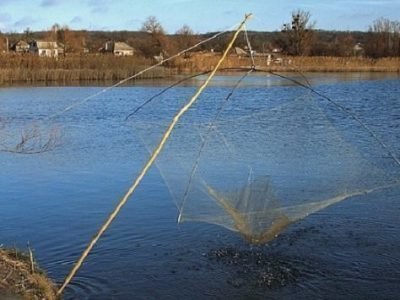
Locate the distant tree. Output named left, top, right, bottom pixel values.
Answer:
left=278, top=9, right=315, bottom=56
left=335, top=33, right=356, bottom=56
left=59, top=28, right=86, bottom=54
left=115, top=30, right=128, bottom=42
left=48, top=23, right=61, bottom=41
left=24, top=27, right=34, bottom=42
left=175, top=25, right=198, bottom=56
left=365, top=18, right=400, bottom=57
left=47, top=24, right=86, bottom=55
left=0, top=32, right=5, bottom=52
left=141, top=16, right=165, bottom=35
left=139, top=16, right=169, bottom=58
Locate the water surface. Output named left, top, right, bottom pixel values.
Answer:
left=0, top=73, right=399, bottom=299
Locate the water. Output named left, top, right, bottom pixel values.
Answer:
left=0, top=73, right=400, bottom=299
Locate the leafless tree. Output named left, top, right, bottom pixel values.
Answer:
left=139, top=16, right=169, bottom=58
left=141, top=16, right=165, bottom=35
left=335, top=34, right=357, bottom=57
left=24, top=27, right=34, bottom=42
left=175, top=25, right=198, bottom=57
left=0, top=32, right=6, bottom=52
left=366, top=18, right=400, bottom=57
left=279, top=9, right=316, bottom=56
left=48, top=24, right=87, bottom=55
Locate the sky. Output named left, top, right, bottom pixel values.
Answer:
left=0, top=0, right=399, bottom=33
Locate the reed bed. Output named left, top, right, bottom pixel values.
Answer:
left=0, top=54, right=174, bottom=84
left=0, top=54, right=399, bottom=85
left=286, top=56, right=400, bottom=72
left=176, top=54, right=400, bottom=73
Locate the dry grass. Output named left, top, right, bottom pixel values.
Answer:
left=0, top=54, right=399, bottom=85
left=0, top=54, right=174, bottom=84
left=176, top=53, right=400, bottom=73
left=0, top=248, right=58, bottom=299
left=285, top=56, right=400, bottom=72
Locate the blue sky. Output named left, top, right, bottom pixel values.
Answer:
left=0, top=0, right=399, bottom=33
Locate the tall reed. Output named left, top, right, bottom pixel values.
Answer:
left=0, top=54, right=173, bottom=84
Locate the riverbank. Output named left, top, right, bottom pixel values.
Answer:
left=0, top=54, right=174, bottom=85
left=0, top=54, right=399, bottom=85
left=0, top=247, right=57, bottom=299
left=178, top=54, right=400, bottom=73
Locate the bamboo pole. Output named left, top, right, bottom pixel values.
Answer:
left=56, top=13, right=252, bottom=296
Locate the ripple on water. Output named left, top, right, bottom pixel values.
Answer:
left=64, top=275, right=112, bottom=300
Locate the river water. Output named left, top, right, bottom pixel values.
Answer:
left=0, top=73, right=399, bottom=299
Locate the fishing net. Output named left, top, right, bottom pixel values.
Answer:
left=130, top=76, right=400, bottom=245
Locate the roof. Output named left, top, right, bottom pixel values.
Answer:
left=35, top=41, right=59, bottom=49
left=234, top=47, right=248, bottom=55
left=14, top=40, right=29, bottom=47
left=114, top=42, right=133, bottom=51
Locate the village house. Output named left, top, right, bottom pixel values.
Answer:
left=29, top=40, right=63, bottom=57
left=10, top=40, right=30, bottom=53
left=101, top=41, right=134, bottom=56
left=353, top=42, right=364, bottom=56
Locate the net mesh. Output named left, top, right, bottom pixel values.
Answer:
left=130, top=78, right=400, bottom=244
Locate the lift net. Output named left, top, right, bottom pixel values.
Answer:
left=132, top=80, right=399, bottom=245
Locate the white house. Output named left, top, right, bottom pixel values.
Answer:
left=29, top=40, right=63, bottom=57
left=353, top=43, right=364, bottom=56
left=102, top=41, right=134, bottom=56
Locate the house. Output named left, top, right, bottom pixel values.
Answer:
left=101, top=41, right=134, bottom=56
left=114, top=42, right=134, bottom=56
left=234, top=47, right=248, bottom=56
left=10, top=40, right=30, bottom=53
left=234, top=46, right=258, bottom=58
left=153, top=52, right=164, bottom=62
left=353, top=43, right=364, bottom=56
left=29, top=40, right=63, bottom=57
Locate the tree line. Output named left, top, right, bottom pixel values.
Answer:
left=0, top=11, right=399, bottom=58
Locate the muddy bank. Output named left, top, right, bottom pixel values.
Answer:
left=0, top=248, right=58, bottom=300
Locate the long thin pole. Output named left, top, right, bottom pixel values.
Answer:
left=57, top=13, right=252, bottom=296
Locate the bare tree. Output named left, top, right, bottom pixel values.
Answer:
left=141, top=16, right=165, bottom=35
left=335, top=33, right=356, bottom=57
left=48, top=24, right=86, bottom=55
left=0, top=31, right=6, bottom=52
left=139, top=16, right=169, bottom=58
left=24, top=27, right=34, bottom=42
left=279, top=9, right=315, bottom=56
left=47, top=23, right=61, bottom=41
left=366, top=18, right=400, bottom=57
left=175, top=25, right=198, bottom=57
left=60, top=28, right=86, bottom=54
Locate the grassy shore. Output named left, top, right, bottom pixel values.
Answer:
left=0, top=247, right=58, bottom=299
left=0, top=54, right=175, bottom=85
left=0, top=54, right=399, bottom=85
left=178, top=54, right=400, bottom=73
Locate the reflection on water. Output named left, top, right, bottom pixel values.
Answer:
left=0, top=73, right=399, bottom=299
